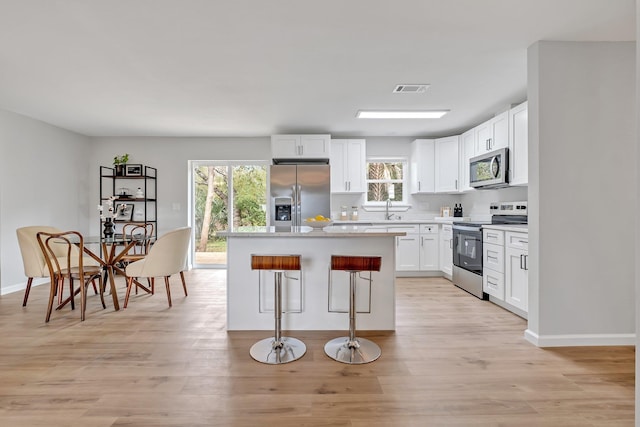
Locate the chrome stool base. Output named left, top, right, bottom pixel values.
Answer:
left=250, top=336, right=307, bottom=364
left=324, top=336, right=381, bottom=364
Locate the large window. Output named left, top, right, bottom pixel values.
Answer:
left=365, top=158, right=407, bottom=204
left=191, top=161, right=267, bottom=267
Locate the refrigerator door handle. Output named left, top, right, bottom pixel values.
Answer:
left=293, top=184, right=302, bottom=226
left=291, top=185, right=298, bottom=227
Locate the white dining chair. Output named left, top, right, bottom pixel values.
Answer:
left=123, top=227, right=191, bottom=308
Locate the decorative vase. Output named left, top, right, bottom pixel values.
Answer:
left=103, top=217, right=115, bottom=239
left=114, top=164, right=125, bottom=176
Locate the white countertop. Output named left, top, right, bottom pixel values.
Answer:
left=218, top=225, right=406, bottom=237
left=482, top=224, right=529, bottom=233
left=333, top=217, right=470, bottom=225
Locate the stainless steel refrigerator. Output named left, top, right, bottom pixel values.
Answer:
left=270, top=164, right=331, bottom=227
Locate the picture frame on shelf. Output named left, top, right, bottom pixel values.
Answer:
left=125, top=164, right=143, bottom=176
left=114, top=203, right=134, bottom=221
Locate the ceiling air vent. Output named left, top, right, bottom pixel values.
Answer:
left=393, top=84, right=429, bottom=93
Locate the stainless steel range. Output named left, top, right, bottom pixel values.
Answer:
left=452, top=201, right=528, bottom=299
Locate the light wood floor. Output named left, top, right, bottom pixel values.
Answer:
left=0, top=271, right=634, bottom=426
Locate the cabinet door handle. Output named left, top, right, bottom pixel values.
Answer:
left=345, top=181, right=348, bottom=191
left=524, top=255, right=528, bottom=271
left=418, top=181, right=421, bottom=191
left=518, top=239, right=527, bottom=244
left=449, top=239, right=453, bottom=249
left=520, top=254, right=524, bottom=270
left=455, top=179, right=458, bottom=190
left=487, top=255, right=498, bottom=261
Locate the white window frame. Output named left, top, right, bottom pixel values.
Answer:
left=364, top=157, right=409, bottom=206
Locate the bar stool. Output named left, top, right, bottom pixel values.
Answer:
left=250, top=254, right=306, bottom=364
left=325, top=255, right=382, bottom=364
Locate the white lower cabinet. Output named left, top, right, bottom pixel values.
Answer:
left=369, top=223, right=441, bottom=273
left=388, top=225, right=421, bottom=271
left=439, top=224, right=453, bottom=277
left=504, top=232, right=528, bottom=312
left=483, top=242, right=504, bottom=273
left=483, top=228, right=528, bottom=318
left=419, top=224, right=439, bottom=270
left=483, top=268, right=504, bottom=299
left=482, top=229, right=505, bottom=299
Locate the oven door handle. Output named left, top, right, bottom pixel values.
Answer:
left=452, top=224, right=482, bottom=233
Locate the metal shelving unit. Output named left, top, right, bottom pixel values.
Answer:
left=99, top=165, right=158, bottom=240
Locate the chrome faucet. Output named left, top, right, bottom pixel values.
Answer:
left=385, top=199, right=395, bottom=220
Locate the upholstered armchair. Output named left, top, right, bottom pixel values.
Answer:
left=124, top=227, right=191, bottom=308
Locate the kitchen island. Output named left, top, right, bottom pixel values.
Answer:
left=219, top=225, right=405, bottom=331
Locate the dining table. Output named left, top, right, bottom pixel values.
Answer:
left=74, top=234, right=153, bottom=311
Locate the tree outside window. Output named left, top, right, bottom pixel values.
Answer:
left=366, top=159, right=406, bottom=204
left=193, top=163, right=267, bottom=266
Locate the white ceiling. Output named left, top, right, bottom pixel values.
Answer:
left=0, top=0, right=635, bottom=138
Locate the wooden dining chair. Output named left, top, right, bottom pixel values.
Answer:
left=36, top=231, right=105, bottom=322
left=120, top=223, right=154, bottom=264
left=124, top=227, right=191, bottom=308
left=17, top=226, right=99, bottom=307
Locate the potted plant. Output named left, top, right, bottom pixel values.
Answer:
left=113, top=154, right=129, bottom=176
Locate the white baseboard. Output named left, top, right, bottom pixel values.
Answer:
left=1, top=278, right=48, bottom=296
left=525, top=329, right=635, bottom=347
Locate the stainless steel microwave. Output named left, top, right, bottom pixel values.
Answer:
left=469, top=147, right=509, bottom=189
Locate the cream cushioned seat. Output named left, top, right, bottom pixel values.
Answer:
left=17, top=226, right=100, bottom=306
left=124, top=227, right=191, bottom=308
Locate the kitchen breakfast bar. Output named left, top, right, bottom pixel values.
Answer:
left=220, top=225, right=405, bottom=331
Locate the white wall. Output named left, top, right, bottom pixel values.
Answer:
left=0, top=109, right=91, bottom=294
left=460, top=186, right=528, bottom=222
left=526, top=41, right=636, bottom=346
left=88, top=137, right=271, bottom=236
left=636, top=4, right=640, bottom=421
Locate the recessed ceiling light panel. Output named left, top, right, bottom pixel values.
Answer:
left=356, top=110, right=449, bottom=119
left=393, top=84, right=430, bottom=93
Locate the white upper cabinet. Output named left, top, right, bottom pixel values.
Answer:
left=475, top=111, right=508, bottom=153
left=330, top=139, right=366, bottom=193
left=509, top=101, right=528, bottom=186
left=410, top=139, right=435, bottom=193
left=271, top=134, right=331, bottom=159
left=434, top=135, right=459, bottom=193
left=459, top=128, right=476, bottom=192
